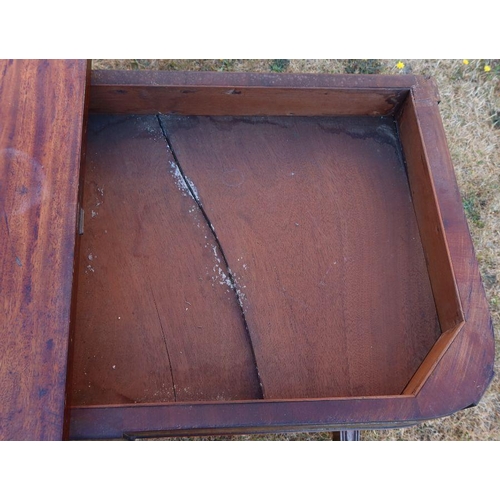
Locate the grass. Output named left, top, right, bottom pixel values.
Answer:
left=92, top=59, right=500, bottom=441
left=491, top=110, right=500, bottom=129
left=269, top=59, right=290, bottom=72
left=463, top=193, right=486, bottom=228
left=343, top=59, right=382, bottom=74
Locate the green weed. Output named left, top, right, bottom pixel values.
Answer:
left=219, top=60, right=235, bottom=72
left=344, top=59, right=382, bottom=74
left=463, top=194, right=486, bottom=228
left=270, top=59, right=290, bottom=72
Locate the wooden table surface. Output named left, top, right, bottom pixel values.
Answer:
left=0, top=60, right=89, bottom=440
left=0, top=61, right=494, bottom=440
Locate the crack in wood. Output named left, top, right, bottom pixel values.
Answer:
left=156, top=114, right=265, bottom=399
left=4, top=213, right=10, bottom=236
left=149, top=281, right=177, bottom=401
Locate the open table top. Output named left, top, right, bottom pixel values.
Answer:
left=0, top=60, right=494, bottom=440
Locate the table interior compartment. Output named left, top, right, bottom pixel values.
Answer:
left=69, top=111, right=443, bottom=407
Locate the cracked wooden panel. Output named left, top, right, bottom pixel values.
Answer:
left=157, top=118, right=265, bottom=395
left=161, top=115, right=441, bottom=398
left=70, top=114, right=261, bottom=406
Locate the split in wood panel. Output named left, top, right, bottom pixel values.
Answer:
left=70, top=115, right=261, bottom=406
left=70, top=113, right=442, bottom=404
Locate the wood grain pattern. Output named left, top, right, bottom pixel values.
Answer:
left=90, top=87, right=408, bottom=117
left=69, top=395, right=421, bottom=440
left=160, top=114, right=441, bottom=399
left=397, top=96, right=463, bottom=331
left=405, top=95, right=495, bottom=413
left=402, top=321, right=465, bottom=395
left=66, top=74, right=494, bottom=440
left=63, top=64, right=92, bottom=439
left=90, top=70, right=414, bottom=116
left=70, top=115, right=261, bottom=406
left=0, top=60, right=88, bottom=440
left=91, top=70, right=420, bottom=89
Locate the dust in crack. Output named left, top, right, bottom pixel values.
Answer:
left=156, top=114, right=265, bottom=398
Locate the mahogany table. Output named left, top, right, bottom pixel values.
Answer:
left=0, top=60, right=494, bottom=440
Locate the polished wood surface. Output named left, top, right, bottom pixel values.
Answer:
left=0, top=60, right=88, bottom=440
left=397, top=96, right=463, bottom=332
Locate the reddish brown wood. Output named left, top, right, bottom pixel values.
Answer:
left=89, top=70, right=413, bottom=116
left=0, top=60, right=89, bottom=440
left=69, top=395, right=419, bottom=440
left=63, top=227, right=83, bottom=440
left=397, top=96, right=463, bottom=332
left=0, top=65, right=487, bottom=440
left=160, top=114, right=441, bottom=399
left=91, top=70, right=420, bottom=89
left=63, top=65, right=92, bottom=439
left=70, top=114, right=261, bottom=406
left=403, top=321, right=465, bottom=395
left=64, top=73, right=493, bottom=439
left=403, top=95, right=495, bottom=414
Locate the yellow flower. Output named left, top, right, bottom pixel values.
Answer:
left=463, top=59, right=469, bottom=65
left=484, top=65, right=491, bottom=72
left=396, top=61, right=405, bottom=70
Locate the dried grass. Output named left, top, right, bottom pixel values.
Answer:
left=93, top=59, right=499, bottom=441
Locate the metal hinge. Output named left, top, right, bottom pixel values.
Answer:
left=78, top=206, right=84, bottom=235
